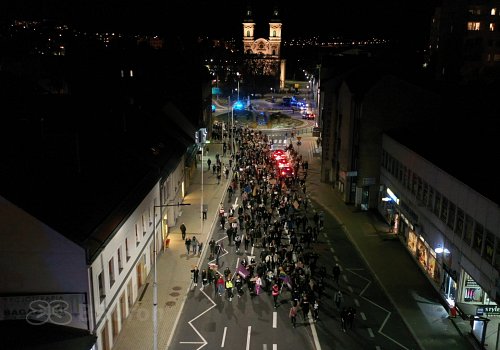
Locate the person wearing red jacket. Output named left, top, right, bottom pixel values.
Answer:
left=272, top=281, right=280, bottom=308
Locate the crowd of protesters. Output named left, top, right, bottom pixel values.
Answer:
left=196, top=125, right=355, bottom=331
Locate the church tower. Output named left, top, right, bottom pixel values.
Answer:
left=242, top=7, right=255, bottom=54
left=268, top=7, right=282, bottom=57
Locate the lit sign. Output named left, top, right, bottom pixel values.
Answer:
left=386, top=188, right=400, bottom=204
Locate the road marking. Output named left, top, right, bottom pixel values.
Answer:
left=221, top=327, right=227, bottom=347
left=368, top=328, right=374, bottom=337
left=361, top=312, right=367, bottom=321
left=344, top=268, right=411, bottom=349
left=347, top=285, right=353, bottom=293
left=246, top=326, right=251, bottom=350
left=334, top=255, right=339, bottom=262
left=329, top=247, right=335, bottom=253
left=309, top=311, right=322, bottom=350
left=273, top=311, right=277, bottom=328
left=354, top=298, right=360, bottom=307
left=273, top=344, right=277, bottom=350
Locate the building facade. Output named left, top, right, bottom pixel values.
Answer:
left=379, top=132, right=500, bottom=334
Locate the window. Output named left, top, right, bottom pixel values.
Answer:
left=125, top=238, right=130, bottom=261
left=467, top=22, right=481, bottom=31
left=494, top=238, right=500, bottom=272
left=135, top=224, right=140, bottom=246
left=411, top=173, right=418, bottom=195
left=272, top=30, right=276, bottom=37
left=492, top=8, right=497, bottom=16
left=490, top=23, right=496, bottom=31
left=464, top=214, right=474, bottom=245
left=246, top=30, right=250, bottom=37
left=447, top=202, right=456, bottom=230
left=468, top=9, right=481, bottom=15
left=406, top=169, right=413, bottom=191
left=433, top=191, right=441, bottom=217
left=118, top=247, right=124, bottom=273
left=416, top=176, right=423, bottom=200
left=484, top=230, right=494, bottom=264
left=440, top=196, right=448, bottom=224
left=422, top=182, right=428, bottom=207
left=455, top=208, right=464, bottom=238
left=98, top=272, right=106, bottom=302
left=427, top=186, right=434, bottom=211
left=109, top=257, right=115, bottom=287
left=472, top=222, right=484, bottom=254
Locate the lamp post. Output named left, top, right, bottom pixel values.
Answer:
left=152, top=202, right=190, bottom=350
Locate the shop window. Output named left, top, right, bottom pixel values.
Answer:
left=484, top=230, right=494, bottom=264
left=416, top=238, right=428, bottom=269
left=464, top=214, right=474, bottom=246
left=447, top=201, right=455, bottom=230
left=433, top=191, right=441, bottom=217
left=472, top=222, right=484, bottom=254
left=455, top=208, right=464, bottom=238
left=440, top=196, right=448, bottom=224
left=463, top=274, right=483, bottom=303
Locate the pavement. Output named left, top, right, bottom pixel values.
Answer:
left=112, top=120, right=489, bottom=350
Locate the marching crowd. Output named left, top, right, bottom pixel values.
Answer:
left=190, top=126, right=356, bottom=332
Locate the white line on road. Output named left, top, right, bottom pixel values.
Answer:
left=376, top=346, right=381, bottom=350
left=221, top=327, right=227, bottom=347
left=347, top=285, right=353, bottom=293
left=368, top=328, right=374, bottom=338
left=334, top=255, right=339, bottom=262
left=246, top=326, right=251, bottom=350
left=273, top=311, right=277, bottom=328
left=309, top=311, right=322, bottom=350
left=360, top=312, right=366, bottom=321
left=354, top=298, right=360, bottom=307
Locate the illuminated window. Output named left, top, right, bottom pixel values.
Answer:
left=468, top=22, right=481, bottom=30
left=469, top=8, right=481, bottom=15
left=490, top=23, right=496, bottom=31
left=492, top=8, right=497, bottom=16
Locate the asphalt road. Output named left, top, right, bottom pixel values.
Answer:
left=168, top=130, right=421, bottom=350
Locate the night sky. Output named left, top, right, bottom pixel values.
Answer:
left=1, top=0, right=438, bottom=47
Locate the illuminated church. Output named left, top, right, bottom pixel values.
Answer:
left=242, top=6, right=286, bottom=89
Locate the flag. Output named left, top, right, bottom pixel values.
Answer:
left=279, top=274, right=292, bottom=289
left=237, top=264, right=249, bottom=278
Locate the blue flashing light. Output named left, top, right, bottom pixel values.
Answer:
left=233, top=101, right=244, bottom=110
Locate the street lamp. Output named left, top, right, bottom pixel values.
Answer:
left=236, top=72, right=240, bottom=101
left=152, top=202, right=190, bottom=350
left=228, top=97, right=235, bottom=155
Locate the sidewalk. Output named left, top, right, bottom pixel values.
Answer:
left=112, top=142, right=230, bottom=350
